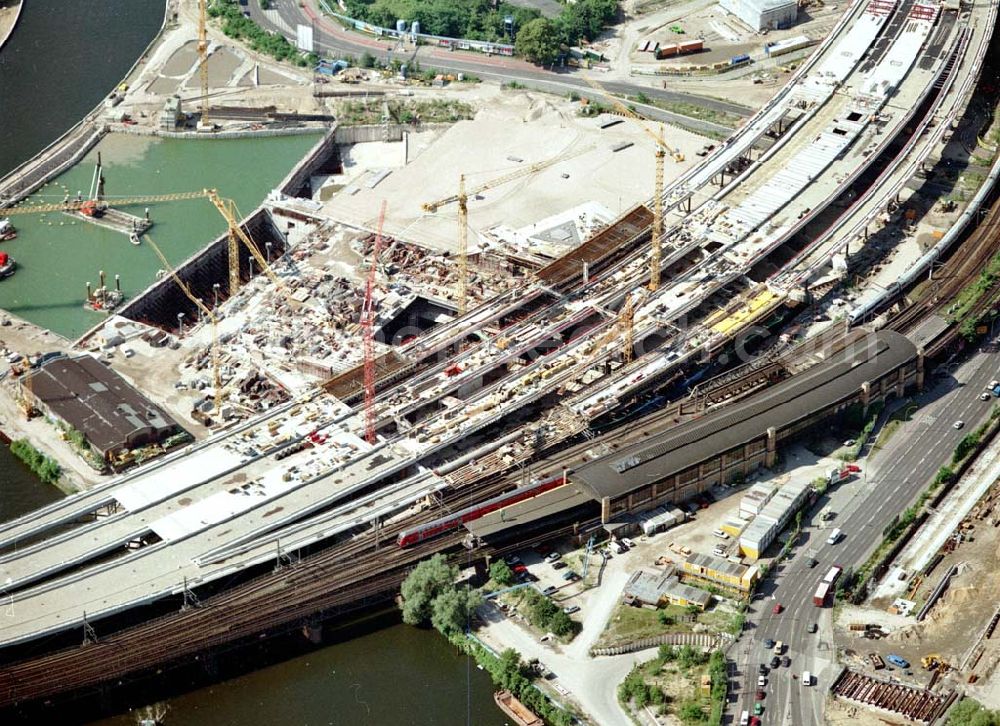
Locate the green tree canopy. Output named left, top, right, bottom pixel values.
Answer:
left=489, top=559, right=515, bottom=586
left=515, top=18, right=561, bottom=65
left=400, top=554, right=459, bottom=625
left=430, top=586, right=483, bottom=636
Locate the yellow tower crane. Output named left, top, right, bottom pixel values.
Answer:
left=583, top=77, right=681, bottom=291
left=621, top=294, right=635, bottom=364
left=457, top=174, right=468, bottom=315
left=5, top=188, right=283, bottom=299
left=198, top=0, right=210, bottom=127
left=144, top=233, right=223, bottom=412
left=423, top=144, right=596, bottom=314
left=420, top=144, right=595, bottom=213
left=650, top=126, right=665, bottom=292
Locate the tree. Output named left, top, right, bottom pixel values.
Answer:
left=400, top=554, right=458, bottom=625
left=496, top=647, right=523, bottom=690
left=489, top=559, right=515, bottom=586
left=547, top=609, right=574, bottom=636
left=948, top=699, right=1000, bottom=726
left=430, top=586, right=483, bottom=636
left=515, top=18, right=561, bottom=65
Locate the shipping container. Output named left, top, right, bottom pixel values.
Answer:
left=678, top=40, right=703, bottom=54
left=656, top=44, right=678, bottom=59
left=730, top=53, right=751, bottom=66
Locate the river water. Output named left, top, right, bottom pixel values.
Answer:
left=1, top=3, right=504, bottom=723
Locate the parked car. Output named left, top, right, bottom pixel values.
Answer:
left=505, top=555, right=522, bottom=566
left=712, top=529, right=730, bottom=539
left=621, top=537, right=636, bottom=548
left=552, top=561, right=567, bottom=570
left=754, top=703, right=764, bottom=716
left=763, top=638, right=776, bottom=649
left=954, top=420, right=964, bottom=429
left=563, top=605, right=580, bottom=615
left=758, top=663, right=768, bottom=675
left=757, top=675, right=766, bottom=688
left=562, top=570, right=580, bottom=581
left=545, top=552, right=562, bottom=563
left=772, top=602, right=783, bottom=614
left=887, top=654, right=910, bottom=669
left=542, top=585, right=558, bottom=596
left=755, top=689, right=766, bottom=701
left=808, top=623, right=818, bottom=633
left=770, top=656, right=780, bottom=669
left=513, top=564, right=528, bottom=574
left=781, top=656, right=791, bottom=668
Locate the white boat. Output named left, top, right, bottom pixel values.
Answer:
left=130, top=233, right=141, bottom=246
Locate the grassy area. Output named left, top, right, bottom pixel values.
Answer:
left=335, top=98, right=475, bottom=126
left=620, top=646, right=727, bottom=725
left=871, top=401, right=917, bottom=454
left=594, top=603, right=735, bottom=650
left=949, top=247, right=1000, bottom=325
left=628, top=96, right=742, bottom=129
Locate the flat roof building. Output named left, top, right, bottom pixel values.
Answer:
left=21, top=355, right=184, bottom=464
left=623, top=570, right=712, bottom=610
left=720, top=0, right=797, bottom=31
left=680, top=553, right=760, bottom=594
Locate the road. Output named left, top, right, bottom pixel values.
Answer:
left=729, top=342, right=1000, bottom=725
left=248, top=0, right=751, bottom=135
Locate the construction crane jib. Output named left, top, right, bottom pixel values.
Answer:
left=144, top=234, right=224, bottom=413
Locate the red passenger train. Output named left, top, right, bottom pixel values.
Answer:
left=396, top=474, right=566, bottom=548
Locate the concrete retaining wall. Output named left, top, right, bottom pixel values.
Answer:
left=590, top=630, right=732, bottom=656
left=334, top=124, right=405, bottom=144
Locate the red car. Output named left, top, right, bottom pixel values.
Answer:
left=750, top=717, right=761, bottom=726
left=756, top=689, right=766, bottom=700
left=513, top=564, right=528, bottom=574
left=772, top=602, right=783, bottom=614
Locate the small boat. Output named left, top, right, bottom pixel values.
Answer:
left=0, top=219, right=16, bottom=242
left=130, top=232, right=141, bottom=246
left=0, top=251, right=16, bottom=279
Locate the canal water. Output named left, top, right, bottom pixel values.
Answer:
left=3, top=132, right=322, bottom=338
left=1, top=3, right=506, bottom=723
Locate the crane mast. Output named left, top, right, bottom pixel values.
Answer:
left=457, top=175, right=468, bottom=316
left=362, top=201, right=388, bottom=444
left=198, top=0, right=210, bottom=127
left=650, top=126, right=665, bottom=292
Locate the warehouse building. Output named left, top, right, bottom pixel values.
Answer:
left=20, top=355, right=184, bottom=464
left=573, top=331, right=919, bottom=526
left=623, top=570, right=712, bottom=610
left=720, top=0, right=798, bottom=31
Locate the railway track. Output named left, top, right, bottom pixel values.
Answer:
left=888, top=182, right=1000, bottom=343
left=830, top=668, right=951, bottom=723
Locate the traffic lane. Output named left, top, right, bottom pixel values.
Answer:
left=258, top=0, right=753, bottom=123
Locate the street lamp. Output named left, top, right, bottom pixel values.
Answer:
left=265, top=241, right=273, bottom=263
left=213, top=282, right=221, bottom=310
left=177, top=312, right=185, bottom=337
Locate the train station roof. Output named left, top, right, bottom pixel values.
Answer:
left=573, top=331, right=915, bottom=501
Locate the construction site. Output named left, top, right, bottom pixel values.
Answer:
left=1, top=0, right=1000, bottom=723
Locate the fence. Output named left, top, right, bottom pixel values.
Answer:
left=590, top=630, right=732, bottom=656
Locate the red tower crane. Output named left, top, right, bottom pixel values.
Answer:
left=362, top=201, right=387, bottom=444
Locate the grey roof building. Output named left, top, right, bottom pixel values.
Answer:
left=21, top=355, right=183, bottom=462
left=623, top=570, right=712, bottom=610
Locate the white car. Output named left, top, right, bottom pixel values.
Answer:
left=757, top=675, right=766, bottom=688
left=712, top=529, right=730, bottom=539
left=621, top=537, right=636, bottom=548
left=954, top=420, right=964, bottom=430
left=982, top=392, right=992, bottom=401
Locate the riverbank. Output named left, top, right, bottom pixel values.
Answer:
left=0, top=0, right=23, bottom=53
left=0, top=311, right=102, bottom=494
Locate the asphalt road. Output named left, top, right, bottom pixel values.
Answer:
left=728, top=342, right=1000, bottom=725
left=249, top=0, right=751, bottom=135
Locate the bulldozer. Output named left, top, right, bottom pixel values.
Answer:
left=921, top=654, right=949, bottom=671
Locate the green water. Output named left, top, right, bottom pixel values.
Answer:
left=0, top=133, right=321, bottom=339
